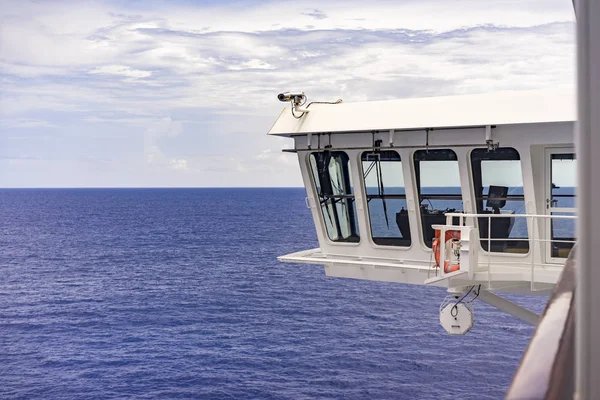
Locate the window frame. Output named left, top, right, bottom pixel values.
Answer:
left=307, top=151, right=360, bottom=244
left=360, top=150, right=411, bottom=247
left=470, top=147, right=529, bottom=254
left=547, top=151, right=576, bottom=259
left=413, top=149, right=463, bottom=248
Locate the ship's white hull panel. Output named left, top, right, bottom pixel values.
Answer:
left=279, top=248, right=557, bottom=295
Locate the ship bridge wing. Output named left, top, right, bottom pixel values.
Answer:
left=268, top=88, right=575, bottom=136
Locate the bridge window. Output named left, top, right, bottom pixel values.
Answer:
left=550, top=153, right=576, bottom=258
left=413, top=149, right=463, bottom=248
left=361, top=151, right=410, bottom=246
left=309, top=152, right=359, bottom=242
left=471, top=148, right=528, bottom=253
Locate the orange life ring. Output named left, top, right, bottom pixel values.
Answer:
left=432, top=230, right=461, bottom=273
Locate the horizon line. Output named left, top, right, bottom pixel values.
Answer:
left=0, top=186, right=307, bottom=190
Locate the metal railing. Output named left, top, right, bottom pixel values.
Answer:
left=440, top=212, right=576, bottom=288
left=505, top=247, right=576, bottom=399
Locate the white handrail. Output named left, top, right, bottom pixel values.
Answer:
left=445, top=212, right=576, bottom=219
left=436, top=212, right=576, bottom=283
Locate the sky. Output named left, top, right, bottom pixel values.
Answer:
left=0, top=0, right=576, bottom=188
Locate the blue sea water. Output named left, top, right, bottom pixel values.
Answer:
left=0, top=188, right=547, bottom=399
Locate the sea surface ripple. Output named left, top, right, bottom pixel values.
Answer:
left=0, top=188, right=546, bottom=399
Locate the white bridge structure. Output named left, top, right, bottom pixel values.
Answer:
left=269, top=88, right=576, bottom=335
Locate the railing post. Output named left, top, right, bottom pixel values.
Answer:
left=440, top=226, right=446, bottom=276
left=488, top=214, right=492, bottom=287
left=530, top=216, right=535, bottom=292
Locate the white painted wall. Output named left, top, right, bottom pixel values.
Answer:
left=576, top=0, right=600, bottom=397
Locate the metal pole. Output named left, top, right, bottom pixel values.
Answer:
left=478, top=291, right=540, bottom=326
left=576, top=0, right=600, bottom=398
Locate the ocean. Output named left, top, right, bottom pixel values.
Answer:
left=0, top=188, right=546, bottom=399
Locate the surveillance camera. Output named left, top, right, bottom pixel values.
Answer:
left=278, top=92, right=305, bottom=103
left=277, top=91, right=311, bottom=116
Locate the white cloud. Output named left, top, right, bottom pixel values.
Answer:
left=170, top=158, right=189, bottom=171
left=0, top=118, right=56, bottom=129
left=228, top=59, right=275, bottom=71
left=89, top=65, right=152, bottom=79
left=0, top=0, right=576, bottom=187
left=255, top=149, right=273, bottom=160
left=144, top=117, right=183, bottom=167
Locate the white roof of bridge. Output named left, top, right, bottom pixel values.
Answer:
left=268, top=88, right=576, bottom=136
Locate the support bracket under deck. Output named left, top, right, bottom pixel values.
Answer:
left=478, top=290, right=540, bottom=326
